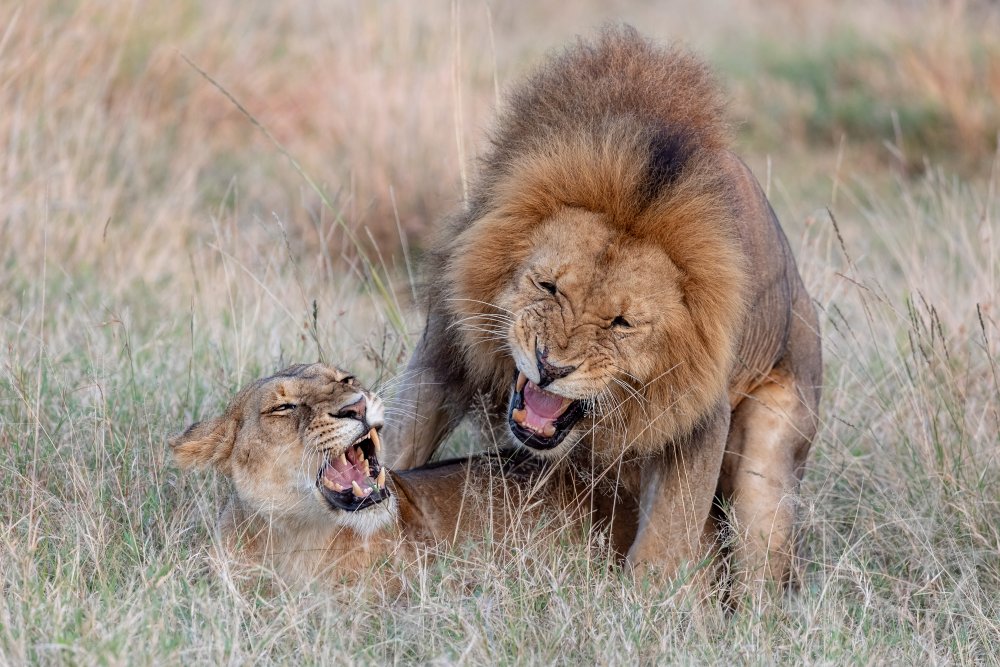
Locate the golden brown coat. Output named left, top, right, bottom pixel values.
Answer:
left=170, top=364, right=635, bottom=586
left=389, top=26, right=822, bottom=595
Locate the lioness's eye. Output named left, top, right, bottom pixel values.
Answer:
left=267, top=403, right=298, bottom=414
left=538, top=280, right=557, bottom=295
left=611, top=315, right=632, bottom=328
left=339, top=376, right=356, bottom=385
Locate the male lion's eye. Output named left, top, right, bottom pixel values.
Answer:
left=538, top=280, right=557, bottom=295
left=339, top=376, right=356, bottom=385
left=611, top=315, right=632, bottom=328
left=267, top=403, right=298, bottom=414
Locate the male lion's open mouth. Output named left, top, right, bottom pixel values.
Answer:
left=507, top=370, right=585, bottom=450
left=316, top=428, right=389, bottom=511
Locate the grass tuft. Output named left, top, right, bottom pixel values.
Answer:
left=2, top=0, right=998, bottom=663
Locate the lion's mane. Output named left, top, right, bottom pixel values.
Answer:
left=429, top=26, right=749, bottom=456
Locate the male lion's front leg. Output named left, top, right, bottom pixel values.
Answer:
left=387, top=331, right=472, bottom=470
left=627, top=401, right=729, bottom=584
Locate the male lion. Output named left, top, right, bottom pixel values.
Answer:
left=389, top=26, right=822, bottom=593
left=170, top=363, right=635, bottom=585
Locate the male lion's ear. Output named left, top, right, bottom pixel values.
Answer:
left=169, top=416, right=236, bottom=475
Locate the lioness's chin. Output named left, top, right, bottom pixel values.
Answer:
left=507, top=369, right=586, bottom=454
left=334, top=493, right=398, bottom=536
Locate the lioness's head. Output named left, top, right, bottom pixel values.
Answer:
left=445, top=129, right=745, bottom=460
left=170, top=363, right=394, bottom=533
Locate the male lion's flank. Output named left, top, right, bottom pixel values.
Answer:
left=389, top=25, right=822, bottom=597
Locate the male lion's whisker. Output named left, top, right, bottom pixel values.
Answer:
left=447, top=313, right=514, bottom=328
left=610, top=376, right=650, bottom=409
left=455, top=328, right=509, bottom=339
left=443, top=297, right=515, bottom=314
left=632, top=363, right=683, bottom=393
left=610, top=365, right=646, bottom=387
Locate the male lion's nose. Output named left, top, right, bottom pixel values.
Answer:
left=535, top=346, right=576, bottom=387
left=333, top=396, right=367, bottom=422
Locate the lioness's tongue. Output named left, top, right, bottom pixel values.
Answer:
left=522, top=381, right=571, bottom=432
left=323, top=450, right=370, bottom=489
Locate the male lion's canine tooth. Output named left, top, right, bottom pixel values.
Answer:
left=339, top=451, right=348, bottom=466
left=516, top=372, right=527, bottom=392
left=362, top=459, right=371, bottom=476
left=356, top=446, right=365, bottom=463
left=376, top=468, right=386, bottom=488
left=370, top=428, right=381, bottom=454
left=351, top=480, right=365, bottom=497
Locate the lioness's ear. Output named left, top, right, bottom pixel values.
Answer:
left=169, top=416, right=236, bottom=475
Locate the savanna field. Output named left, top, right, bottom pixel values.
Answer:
left=1, top=0, right=999, bottom=663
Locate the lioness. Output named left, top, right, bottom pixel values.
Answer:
left=389, top=26, right=822, bottom=593
left=170, top=363, right=635, bottom=584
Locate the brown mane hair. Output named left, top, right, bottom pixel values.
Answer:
left=432, top=26, right=748, bottom=454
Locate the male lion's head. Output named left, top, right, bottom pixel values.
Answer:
left=495, top=209, right=687, bottom=453
left=444, top=127, right=746, bottom=461
left=170, top=363, right=394, bottom=534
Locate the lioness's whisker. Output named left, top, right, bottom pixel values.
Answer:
left=373, top=367, right=424, bottom=393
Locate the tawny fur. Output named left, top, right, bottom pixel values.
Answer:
left=170, top=364, right=636, bottom=588
left=390, top=26, right=822, bottom=595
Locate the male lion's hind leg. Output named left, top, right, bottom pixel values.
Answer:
left=720, top=368, right=818, bottom=600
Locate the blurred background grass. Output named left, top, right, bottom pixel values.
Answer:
left=1, top=0, right=998, bottom=663
left=4, top=0, right=998, bottom=261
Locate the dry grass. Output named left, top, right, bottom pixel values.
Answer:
left=1, top=0, right=998, bottom=664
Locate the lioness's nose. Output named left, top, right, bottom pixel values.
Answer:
left=334, top=396, right=367, bottom=422
left=535, top=346, right=576, bottom=387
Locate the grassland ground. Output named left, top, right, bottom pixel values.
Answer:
left=1, top=1, right=998, bottom=664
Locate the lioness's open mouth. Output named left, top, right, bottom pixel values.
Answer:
left=317, top=428, right=389, bottom=511
left=507, top=370, right=585, bottom=450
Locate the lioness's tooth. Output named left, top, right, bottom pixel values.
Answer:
left=542, top=424, right=556, bottom=438
left=377, top=468, right=386, bottom=487
left=352, top=481, right=365, bottom=497
left=512, top=408, right=527, bottom=424
left=357, top=446, right=365, bottom=462
left=370, top=428, right=381, bottom=454
left=516, top=371, right=527, bottom=392
left=338, top=451, right=348, bottom=466
left=321, top=477, right=345, bottom=492
left=362, top=459, right=371, bottom=476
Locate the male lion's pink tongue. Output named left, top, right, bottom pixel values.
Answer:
left=522, top=381, right=571, bottom=432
